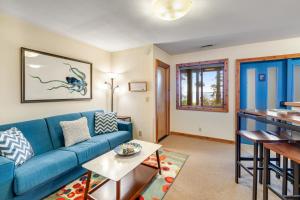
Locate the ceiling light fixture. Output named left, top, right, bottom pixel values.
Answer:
left=28, top=64, right=42, bottom=69
left=153, top=0, right=192, bottom=21
left=25, top=52, right=40, bottom=58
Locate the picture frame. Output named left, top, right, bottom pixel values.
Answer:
left=258, top=73, right=266, bottom=81
left=21, top=47, right=93, bottom=103
left=128, top=81, right=147, bottom=92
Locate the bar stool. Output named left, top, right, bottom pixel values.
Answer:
left=235, top=130, right=289, bottom=200
left=263, top=143, right=300, bottom=200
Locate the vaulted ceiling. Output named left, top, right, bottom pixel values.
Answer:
left=1, top=0, right=300, bottom=54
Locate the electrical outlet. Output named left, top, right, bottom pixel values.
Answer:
left=138, top=131, right=142, bottom=137
left=198, top=128, right=202, bottom=132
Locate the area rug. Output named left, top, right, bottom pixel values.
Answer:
left=44, top=149, right=188, bottom=200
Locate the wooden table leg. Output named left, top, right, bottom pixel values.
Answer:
left=235, top=112, right=241, bottom=183
left=84, top=171, right=92, bottom=200
left=156, top=150, right=162, bottom=175
left=275, top=153, right=281, bottom=179
left=259, top=143, right=263, bottom=184
left=263, top=147, right=270, bottom=200
left=235, top=133, right=239, bottom=183
left=253, top=143, right=258, bottom=200
left=293, top=161, right=300, bottom=196
left=116, top=180, right=121, bottom=200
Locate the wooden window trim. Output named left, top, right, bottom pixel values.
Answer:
left=176, top=58, right=229, bottom=113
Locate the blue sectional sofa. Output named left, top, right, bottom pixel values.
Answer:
left=0, top=110, right=133, bottom=200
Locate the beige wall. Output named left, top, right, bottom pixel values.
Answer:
left=2, top=12, right=300, bottom=142
left=171, top=37, right=300, bottom=141
left=111, top=45, right=156, bottom=141
left=0, top=14, right=111, bottom=124
left=153, top=45, right=171, bottom=65
left=111, top=45, right=171, bottom=142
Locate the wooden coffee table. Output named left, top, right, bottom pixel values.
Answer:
left=82, top=140, right=162, bottom=200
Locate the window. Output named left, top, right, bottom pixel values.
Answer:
left=176, top=59, right=228, bottom=112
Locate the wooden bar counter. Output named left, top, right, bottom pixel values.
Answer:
left=240, top=109, right=300, bottom=126
left=284, top=102, right=300, bottom=108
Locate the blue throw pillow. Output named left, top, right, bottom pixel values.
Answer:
left=0, top=127, right=34, bottom=166
left=95, top=112, right=118, bottom=134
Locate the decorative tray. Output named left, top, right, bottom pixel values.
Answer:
left=114, top=142, right=142, bottom=156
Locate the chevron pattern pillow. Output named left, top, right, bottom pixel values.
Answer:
left=95, top=112, right=118, bottom=134
left=0, top=128, right=34, bottom=166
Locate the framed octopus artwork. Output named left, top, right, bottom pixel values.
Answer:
left=21, top=47, right=92, bottom=103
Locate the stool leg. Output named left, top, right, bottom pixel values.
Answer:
left=259, top=143, right=263, bottom=184
left=282, top=157, right=288, bottom=196
left=253, top=143, right=258, bottom=200
left=276, top=153, right=281, bottom=179
left=235, top=133, right=241, bottom=183
left=263, top=147, right=270, bottom=200
left=293, top=161, right=300, bottom=196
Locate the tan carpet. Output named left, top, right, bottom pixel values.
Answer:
left=160, top=135, right=281, bottom=200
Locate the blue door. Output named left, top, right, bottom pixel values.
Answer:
left=240, top=60, right=287, bottom=133
left=287, top=58, right=300, bottom=102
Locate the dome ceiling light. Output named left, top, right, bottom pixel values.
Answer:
left=153, top=0, right=193, bottom=21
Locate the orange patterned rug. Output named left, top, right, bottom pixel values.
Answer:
left=44, top=149, right=188, bottom=200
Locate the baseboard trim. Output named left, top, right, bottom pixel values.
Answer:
left=170, top=132, right=235, bottom=144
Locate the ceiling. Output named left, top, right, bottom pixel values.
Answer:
left=1, top=0, right=300, bottom=54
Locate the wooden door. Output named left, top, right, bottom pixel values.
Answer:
left=155, top=60, right=170, bottom=142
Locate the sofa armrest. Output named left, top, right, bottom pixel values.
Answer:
left=117, top=120, right=133, bottom=137
left=0, top=156, right=15, bottom=200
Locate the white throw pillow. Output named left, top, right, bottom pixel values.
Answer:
left=60, top=117, right=91, bottom=147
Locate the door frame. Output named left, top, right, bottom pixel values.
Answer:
left=235, top=53, right=300, bottom=132
left=155, top=59, right=170, bottom=143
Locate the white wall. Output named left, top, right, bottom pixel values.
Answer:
left=153, top=45, right=171, bottom=65
left=111, top=45, right=171, bottom=142
left=111, top=45, right=156, bottom=141
left=0, top=14, right=111, bottom=124
left=171, top=37, right=300, bottom=141
left=2, top=12, right=300, bottom=142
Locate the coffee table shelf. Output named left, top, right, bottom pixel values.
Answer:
left=89, top=164, right=158, bottom=200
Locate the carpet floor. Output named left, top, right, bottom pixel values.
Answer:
left=160, top=135, right=283, bottom=200
left=44, top=148, right=188, bottom=200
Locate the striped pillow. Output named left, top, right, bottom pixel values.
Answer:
left=95, top=112, right=118, bottom=134
left=0, top=128, right=34, bottom=166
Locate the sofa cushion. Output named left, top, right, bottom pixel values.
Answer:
left=87, top=134, right=110, bottom=147
left=103, top=131, right=132, bottom=149
left=14, top=150, right=77, bottom=195
left=80, top=110, right=103, bottom=137
left=61, top=140, right=110, bottom=164
left=0, top=119, right=53, bottom=155
left=46, top=113, right=82, bottom=149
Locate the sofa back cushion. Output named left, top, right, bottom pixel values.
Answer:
left=80, top=110, right=103, bottom=137
left=46, top=113, right=82, bottom=149
left=0, top=119, right=53, bottom=155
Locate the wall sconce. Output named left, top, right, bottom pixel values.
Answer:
left=105, top=73, right=120, bottom=112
